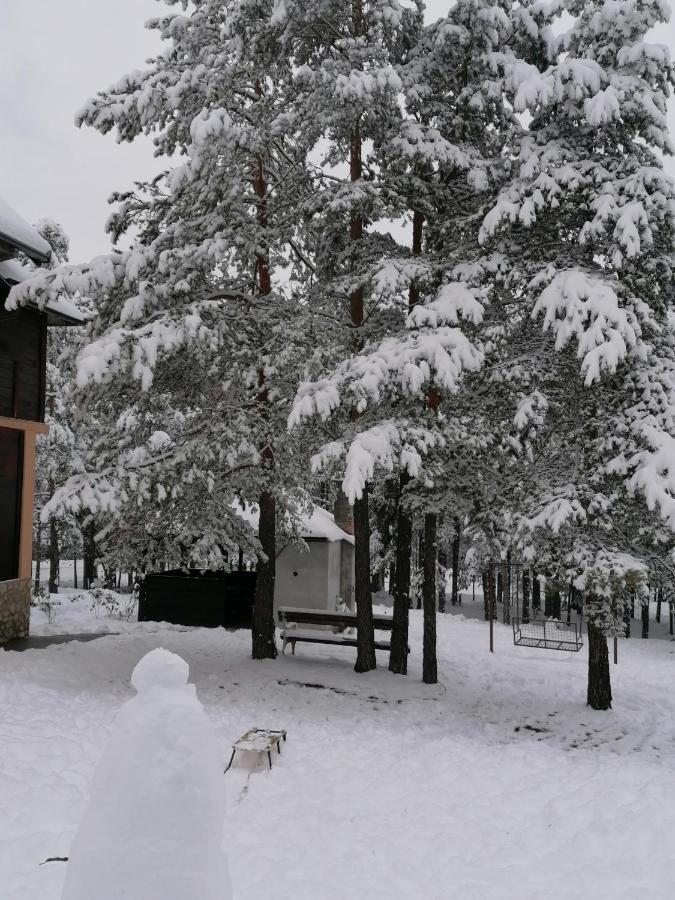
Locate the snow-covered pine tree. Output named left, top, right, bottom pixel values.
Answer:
left=474, top=0, right=675, bottom=707
left=9, top=0, right=319, bottom=659
left=283, top=0, right=426, bottom=671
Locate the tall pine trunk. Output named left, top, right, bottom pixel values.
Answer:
left=83, top=522, right=96, bottom=589
left=347, top=1, right=376, bottom=672
left=451, top=518, right=460, bottom=606
left=389, top=474, right=412, bottom=674
left=532, top=570, right=541, bottom=615
left=251, top=90, right=277, bottom=661
left=522, top=569, right=531, bottom=623
left=354, top=487, right=376, bottom=672
left=48, top=475, right=59, bottom=593
left=587, top=618, right=612, bottom=710
left=422, top=512, right=437, bottom=684
left=482, top=569, right=489, bottom=620
left=252, top=490, right=277, bottom=659
left=656, top=586, right=662, bottom=624
left=501, top=559, right=510, bottom=625
left=34, top=522, right=42, bottom=591
left=437, top=536, right=446, bottom=614
left=487, top=565, right=496, bottom=619
left=641, top=598, right=649, bottom=639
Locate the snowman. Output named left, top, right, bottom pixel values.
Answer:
left=62, top=648, right=232, bottom=900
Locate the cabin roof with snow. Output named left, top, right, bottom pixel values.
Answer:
left=0, top=197, right=51, bottom=265
left=237, top=503, right=355, bottom=545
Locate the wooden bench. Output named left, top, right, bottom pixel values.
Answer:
left=277, top=606, right=405, bottom=656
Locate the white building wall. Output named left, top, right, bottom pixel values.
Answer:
left=274, top=541, right=331, bottom=612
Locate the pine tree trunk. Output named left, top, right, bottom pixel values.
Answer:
left=587, top=619, right=612, bottom=710
left=354, top=487, right=376, bottom=673
left=482, top=569, right=489, bottom=620
left=389, top=475, right=411, bottom=674
left=422, top=512, right=437, bottom=684
left=670, top=601, right=674, bottom=636
left=48, top=474, right=59, bottom=593
left=252, top=490, right=277, bottom=659
left=501, top=559, right=509, bottom=625
left=487, top=565, right=496, bottom=619
left=656, top=587, right=662, bottom=624
left=437, top=541, right=446, bottom=614
left=83, top=522, right=96, bottom=588
left=451, top=519, right=460, bottom=607
left=346, top=2, right=375, bottom=673
left=250, top=86, right=278, bottom=661
left=624, top=601, right=631, bottom=638
left=641, top=599, right=649, bottom=639
left=522, top=569, right=531, bottom=623
left=545, top=582, right=561, bottom=618
left=74, top=559, right=78, bottom=590
left=34, top=522, right=42, bottom=591
left=532, top=570, right=540, bottom=614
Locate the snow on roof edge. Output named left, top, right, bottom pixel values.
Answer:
left=0, top=259, right=86, bottom=325
left=0, top=196, right=51, bottom=263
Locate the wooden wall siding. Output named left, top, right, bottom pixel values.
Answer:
left=0, top=301, right=47, bottom=423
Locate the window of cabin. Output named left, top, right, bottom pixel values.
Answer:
left=0, top=426, right=23, bottom=581
left=0, top=307, right=46, bottom=422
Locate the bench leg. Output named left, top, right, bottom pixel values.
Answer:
left=277, top=741, right=281, bottom=755
left=224, top=748, right=236, bottom=774
left=282, top=639, right=287, bottom=655
left=292, top=640, right=296, bottom=655
left=267, top=751, right=272, bottom=770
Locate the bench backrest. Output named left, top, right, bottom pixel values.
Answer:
left=278, top=606, right=394, bottom=630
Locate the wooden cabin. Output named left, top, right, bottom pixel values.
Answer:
left=0, top=197, right=82, bottom=644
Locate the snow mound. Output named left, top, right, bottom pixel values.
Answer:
left=61, top=649, right=231, bottom=900
left=131, top=646, right=189, bottom=692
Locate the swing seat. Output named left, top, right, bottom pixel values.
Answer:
left=512, top=617, right=583, bottom=652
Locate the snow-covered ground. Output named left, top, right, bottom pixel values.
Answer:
left=2, top=593, right=674, bottom=899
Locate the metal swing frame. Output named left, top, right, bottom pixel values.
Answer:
left=512, top=616, right=583, bottom=652
left=489, top=559, right=584, bottom=652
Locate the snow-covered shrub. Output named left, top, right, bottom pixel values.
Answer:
left=117, top=592, right=138, bottom=622
left=88, top=587, right=119, bottom=618
left=32, top=585, right=61, bottom=624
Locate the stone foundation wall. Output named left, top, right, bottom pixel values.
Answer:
left=0, top=578, right=31, bottom=644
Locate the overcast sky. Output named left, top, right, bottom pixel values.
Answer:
left=2, top=0, right=674, bottom=263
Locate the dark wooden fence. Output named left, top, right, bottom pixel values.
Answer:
left=138, top=570, right=256, bottom=629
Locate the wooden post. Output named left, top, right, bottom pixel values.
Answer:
left=613, top=636, right=618, bottom=665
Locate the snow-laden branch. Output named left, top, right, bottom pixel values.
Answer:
left=532, top=270, right=639, bottom=385
left=310, top=421, right=442, bottom=503
left=289, top=283, right=485, bottom=428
